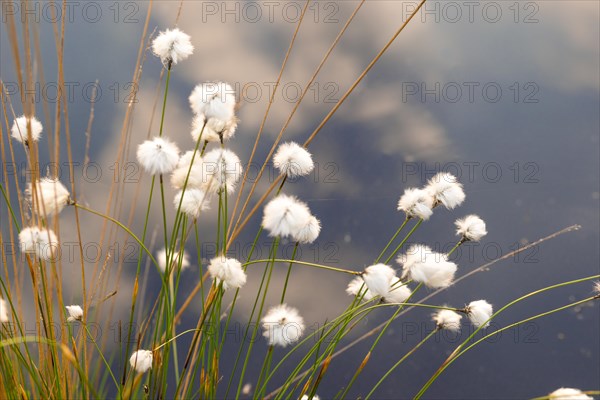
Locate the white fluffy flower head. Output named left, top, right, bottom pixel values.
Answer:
left=361, top=264, right=411, bottom=303
left=433, top=309, right=462, bottom=331
left=174, top=188, right=210, bottom=219
left=19, top=227, right=59, bottom=261
left=170, top=151, right=204, bottom=190
left=137, top=137, right=180, bottom=175
left=189, top=82, right=236, bottom=120
left=549, top=388, right=593, bottom=400
left=292, top=215, right=321, bottom=244
left=152, top=28, right=193, bottom=66
left=397, top=188, right=434, bottom=220
left=11, top=115, right=43, bottom=144
left=466, top=300, right=493, bottom=328
left=262, top=304, right=305, bottom=347
left=0, top=298, right=9, bottom=324
left=398, top=244, right=457, bottom=289
left=455, top=214, right=487, bottom=241
left=191, top=114, right=238, bottom=143
left=346, top=277, right=374, bottom=301
left=301, top=396, right=320, bottom=400
left=262, top=194, right=311, bottom=238
left=273, top=142, right=314, bottom=178
left=201, top=148, right=243, bottom=194
left=66, top=305, right=83, bottom=322
left=157, top=248, right=190, bottom=274
left=425, top=172, right=465, bottom=210
left=208, top=256, right=247, bottom=291
left=27, top=177, right=71, bottom=217
left=129, top=349, right=153, bottom=374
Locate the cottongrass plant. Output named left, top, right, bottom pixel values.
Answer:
left=0, top=3, right=598, bottom=399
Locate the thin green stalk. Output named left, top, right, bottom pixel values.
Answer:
left=366, top=327, right=439, bottom=399
left=236, top=238, right=280, bottom=398
left=414, top=275, right=600, bottom=398
left=384, top=218, right=423, bottom=264
left=84, top=324, right=119, bottom=391
left=244, top=259, right=360, bottom=276
left=280, top=242, right=299, bottom=303
left=375, top=217, right=409, bottom=263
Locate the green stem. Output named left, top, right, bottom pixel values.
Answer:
left=84, top=324, right=119, bottom=390
left=280, top=243, right=299, bottom=303
left=375, top=218, right=409, bottom=263
left=244, top=259, right=360, bottom=276
left=414, top=275, right=600, bottom=398
left=384, top=219, right=423, bottom=264
left=366, top=328, right=439, bottom=399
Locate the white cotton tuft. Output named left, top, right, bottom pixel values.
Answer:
left=173, top=188, right=210, bottom=219
left=361, top=265, right=411, bottom=304
left=398, top=244, right=457, bottom=289
left=26, top=177, right=71, bottom=217
left=466, top=300, right=493, bottom=328
left=0, top=298, right=9, bottom=323
left=156, top=248, right=190, bottom=274
left=594, top=281, right=600, bottom=297
left=129, top=349, right=153, bottom=374
left=292, top=215, right=321, bottom=244
left=433, top=309, right=462, bottom=332
left=152, top=28, right=193, bottom=66
left=191, top=114, right=238, bottom=143
left=170, top=151, right=204, bottom=190
left=549, top=388, right=593, bottom=400
left=455, top=214, right=487, bottom=241
left=262, top=194, right=311, bottom=238
left=189, top=82, right=238, bottom=143
left=425, top=172, right=465, bottom=210
left=137, top=137, right=180, bottom=175
left=301, top=395, right=320, bottom=400
left=346, top=277, right=374, bottom=301
left=66, top=305, right=83, bottom=322
left=11, top=115, right=43, bottom=144
left=208, top=256, right=247, bottom=291
left=201, top=148, right=243, bottom=194
left=19, top=227, right=59, bottom=261
left=273, top=142, right=314, bottom=178
left=261, top=304, right=305, bottom=347
left=397, top=188, right=434, bottom=220
left=189, top=82, right=236, bottom=120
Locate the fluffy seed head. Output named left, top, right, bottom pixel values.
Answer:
left=137, top=137, right=180, bottom=175
left=201, top=148, right=243, bottom=194
left=292, top=215, right=321, bottom=244
left=433, top=309, right=462, bottom=331
left=361, top=265, right=412, bottom=304
left=170, top=151, right=204, bottom=190
left=466, top=300, right=493, bottom=328
left=398, top=244, right=457, bottom=289
left=191, top=114, right=238, bottom=143
left=0, top=298, right=9, bottom=324
left=174, top=188, right=210, bottom=219
left=208, top=256, right=247, bottom=291
left=262, top=194, right=311, bottom=238
left=19, top=227, right=59, bottom=261
left=157, top=248, right=190, bottom=274
left=261, top=304, right=305, bottom=347
left=455, top=215, right=487, bottom=241
left=346, top=277, right=374, bottom=301
left=129, top=350, right=153, bottom=373
left=66, top=305, right=83, bottom=322
left=189, top=82, right=236, bottom=120
left=273, top=142, right=314, bottom=178
left=11, top=115, right=42, bottom=144
left=27, top=177, right=70, bottom=216
left=152, top=28, right=193, bottom=66
left=397, top=188, right=434, bottom=220
left=301, top=396, right=321, bottom=400
left=425, top=172, right=465, bottom=209
left=549, top=388, right=593, bottom=400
